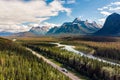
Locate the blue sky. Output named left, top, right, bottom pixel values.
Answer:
left=0, top=0, right=120, bottom=32
left=44, top=0, right=120, bottom=25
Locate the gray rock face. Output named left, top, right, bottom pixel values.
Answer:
left=47, top=18, right=101, bottom=35
left=29, top=26, right=50, bottom=35
left=95, top=13, right=120, bottom=36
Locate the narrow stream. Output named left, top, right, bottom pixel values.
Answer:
left=52, top=43, right=120, bottom=66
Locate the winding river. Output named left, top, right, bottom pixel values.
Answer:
left=52, top=43, right=120, bottom=66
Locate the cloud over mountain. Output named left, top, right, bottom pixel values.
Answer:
left=0, top=0, right=71, bottom=32
left=98, top=1, right=120, bottom=16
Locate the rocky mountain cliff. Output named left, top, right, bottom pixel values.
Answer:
left=95, top=13, right=120, bottom=36
left=47, top=18, right=101, bottom=35
left=29, top=26, right=50, bottom=35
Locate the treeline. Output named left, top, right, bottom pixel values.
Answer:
left=23, top=42, right=120, bottom=80
left=61, top=36, right=119, bottom=42
left=71, top=41, right=120, bottom=62
left=0, top=38, right=70, bottom=80
left=61, top=36, right=120, bottom=62
left=94, top=47, right=120, bottom=61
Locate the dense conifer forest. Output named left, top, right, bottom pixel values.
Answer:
left=22, top=38, right=120, bottom=80
left=0, top=37, right=70, bottom=80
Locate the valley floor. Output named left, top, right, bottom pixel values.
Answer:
left=26, top=48, right=82, bottom=80
left=18, top=36, right=120, bottom=80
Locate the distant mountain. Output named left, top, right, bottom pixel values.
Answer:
left=13, top=26, right=50, bottom=37
left=13, top=31, right=36, bottom=37
left=0, top=31, right=13, bottom=36
left=29, top=26, right=50, bottom=35
left=47, top=26, right=59, bottom=35
left=47, top=18, right=101, bottom=35
left=95, top=13, right=120, bottom=36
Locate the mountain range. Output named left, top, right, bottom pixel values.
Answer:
left=12, top=26, right=50, bottom=37
left=47, top=18, right=101, bottom=35
left=29, top=26, right=50, bottom=35
left=1, top=13, right=120, bottom=37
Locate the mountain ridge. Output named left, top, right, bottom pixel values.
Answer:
left=47, top=18, right=101, bottom=35
left=95, top=13, right=120, bottom=36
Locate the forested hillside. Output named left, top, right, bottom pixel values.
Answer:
left=22, top=40, right=120, bottom=80
left=0, top=37, right=70, bottom=80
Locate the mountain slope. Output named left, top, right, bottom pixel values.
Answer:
left=13, top=31, right=36, bottom=37
left=47, top=26, right=59, bottom=35
left=13, top=26, right=50, bottom=37
left=47, top=18, right=101, bottom=35
left=0, top=37, right=70, bottom=80
left=29, top=26, right=49, bottom=35
left=95, top=13, right=120, bottom=35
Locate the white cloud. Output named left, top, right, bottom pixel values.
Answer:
left=111, top=2, right=120, bottom=6
left=98, top=1, right=120, bottom=16
left=0, top=0, right=71, bottom=32
left=98, top=6, right=109, bottom=11
left=0, top=25, right=31, bottom=33
left=67, top=0, right=76, bottom=4
left=42, top=22, right=60, bottom=28
left=59, top=0, right=76, bottom=4
left=100, top=11, right=111, bottom=16
left=109, top=7, right=120, bottom=11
